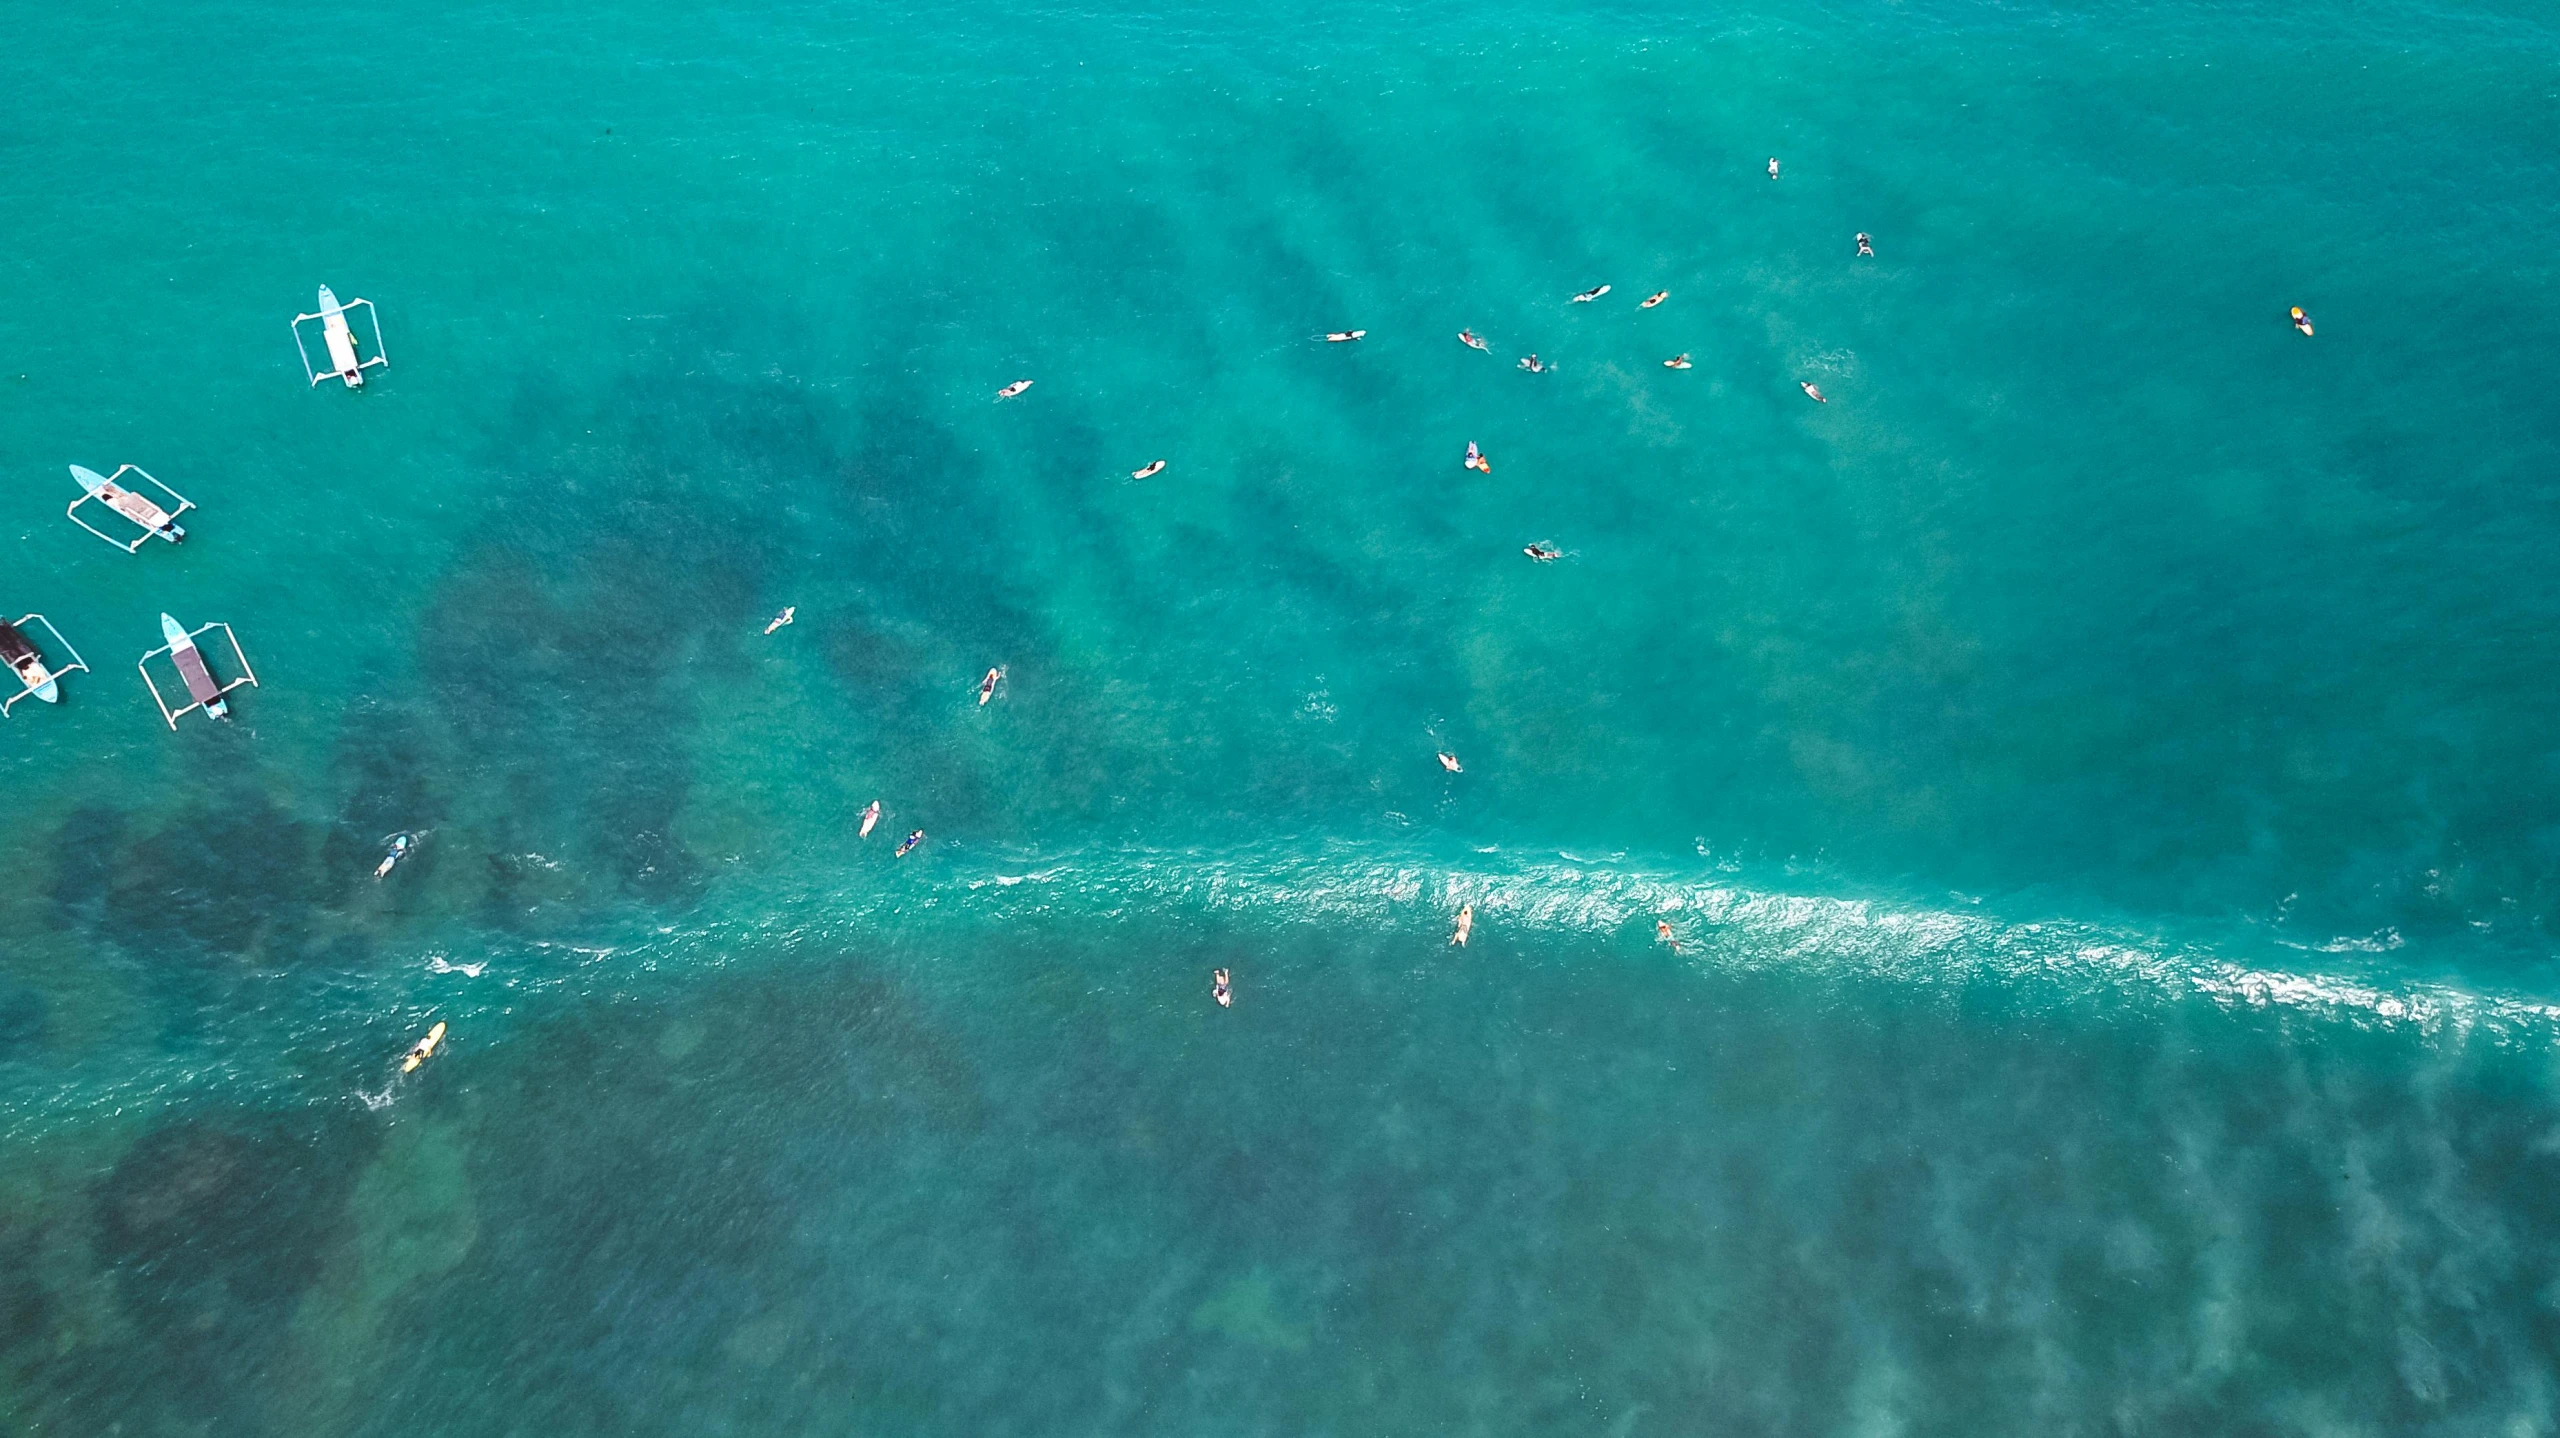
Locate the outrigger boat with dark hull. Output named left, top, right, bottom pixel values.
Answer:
left=138, top=613, right=258, bottom=728
left=291, top=285, right=387, bottom=389
left=67, top=464, right=192, bottom=552
left=0, top=614, right=88, bottom=717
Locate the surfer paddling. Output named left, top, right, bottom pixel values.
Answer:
left=859, top=800, right=881, bottom=838
left=1458, top=329, right=1490, bottom=351
left=1131, top=460, right=1166, bottom=480
left=1324, top=329, right=1366, bottom=343
left=896, top=829, right=925, bottom=858
left=374, top=832, right=418, bottom=880
left=764, top=606, right=795, bottom=635
left=997, top=379, right=1034, bottom=399
left=978, top=666, right=1005, bottom=706
left=1451, top=905, right=1473, bottom=947
left=1523, top=542, right=1561, bottom=562
left=1571, top=284, right=1610, bottom=304
left=1800, top=381, right=1828, bottom=403
left=1640, top=291, right=1668, bottom=309
left=400, top=1021, right=446, bottom=1074
left=1213, top=968, right=1232, bottom=1008
left=2290, top=306, right=2314, bottom=336
left=1464, top=442, right=1490, bottom=474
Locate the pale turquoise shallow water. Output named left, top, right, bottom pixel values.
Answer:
left=5, top=0, right=2560, bottom=1432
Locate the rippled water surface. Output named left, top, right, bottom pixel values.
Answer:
left=4, top=0, right=2560, bottom=1431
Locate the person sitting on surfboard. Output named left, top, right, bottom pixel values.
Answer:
left=1213, top=968, right=1232, bottom=1008
left=1451, top=905, right=1473, bottom=946
left=859, top=800, right=881, bottom=838
left=1458, top=329, right=1490, bottom=351
left=1517, top=354, right=1546, bottom=373
left=1664, top=354, right=1692, bottom=370
left=1800, top=381, right=1828, bottom=403
left=1855, top=232, right=1874, bottom=257
left=1438, top=752, right=1462, bottom=773
left=1464, top=442, right=1489, bottom=474
left=978, top=666, right=1005, bottom=706
left=2291, top=307, right=2314, bottom=336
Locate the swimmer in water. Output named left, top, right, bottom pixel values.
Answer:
left=978, top=666, right=1005, bottom=705
left=1131, top=460, right=1166, bottom=480
left=997, top=379, right=1033, bottom=399
left=1767, top=156, right=1780, bottom=180
left=764, top=605, right=795, bottom=635
left=1464, top=442, right=1489, bottom=474
left=1458, top=329, right=1490, bottom=351
left=1640, top=291, right=1668, bottom=309
left=1856, top=232, right=1874, bottom=257
left=400, top=1021, right=446, bottom=1074
left=1572, top=284, right=1610, bottom=303
left=1517, top=354, right=1545, bottom=374
left=1664, top=354, right=1692, bottom=370
left=896, top=829, right=925, bottom=858
left=1451, top=904, right=1473, bottom=947
left=1213, top=968, right=1232, bottom=1008
left=374, top=832, right=417, bottom=881
left=2291, top=306, right=2314, bottom=336
left=1657, top=919, right=1682, bottom=952
left=1438, top=752, right=1462, bottom=773
left=1800, top=381, right=1828, bottom=403
left=1523, top=542, right=1561, bottom=562
left=1325, top=329, right=1366, bottom=343
left=859, top=800, right=881, bottom=838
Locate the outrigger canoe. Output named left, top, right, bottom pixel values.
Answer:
left=164, top=613, right=230, bottom=720
left=0, top=620, right=58, bottom=704
left=71, top=464, right=186, bottom=544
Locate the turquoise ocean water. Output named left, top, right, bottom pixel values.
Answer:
left=6, top=0, right=2560, bottom=1430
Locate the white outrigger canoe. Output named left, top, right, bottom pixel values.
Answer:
left=0, top=614, right=88, bottom=717
left=291, top=285, right=387, bottom=389
left=67, top=464, right=192, bottom=552
left=137, top=612, right=258, bottom=728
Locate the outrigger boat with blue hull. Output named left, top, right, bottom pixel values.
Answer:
left=67, top=464, right=192, bottom=552
left=0, top=614, right=87, bottom=717
left=138, top=613, right=257, bottom=728
left=291, top=285, right=387, bottom=389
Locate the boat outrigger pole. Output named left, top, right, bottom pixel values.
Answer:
left=0, top=614, right=88, bottom=717
left=137, top=613, right=258, bottom=728
left=66, top=464, right=193, bottom=553
left=291, top=285, right=387, bottom=389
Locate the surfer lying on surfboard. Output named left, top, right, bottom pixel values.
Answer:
left=764, top=606, right=795, bottom=635
left=1131, top=460, right=1166, bottom=480
left=1458, top=330, right=1490, bottom=351
left=1664, top=354, right=1691, bottom=370
left=400, top=1021, right=446, bottom=1074
left=1571, top=285, right=1610, bottom=303
left=1325, top=330, right=1366, bottom=343
left=1640, top=291, right=1668, bottom=309
left=896, top=829, right=925, bottom=858
left=979, top=666, right=1005, bottom=706
left=1213, top=968, right=1232, bottom=1008
left=997, top=380, right=1034, bottom=399
left=375, top=832, right=418, bottom=880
